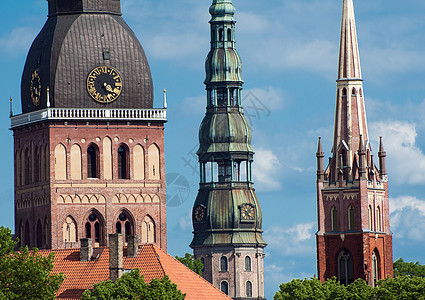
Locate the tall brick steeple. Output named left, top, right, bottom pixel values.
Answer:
left=316, top=0, right=393, bottom=287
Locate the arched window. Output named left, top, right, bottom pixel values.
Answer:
left=133, top=144, right=145, bottom=180
left=87, top=145, right=99, bottom=179
left=246, top=281, right=253, bottom=297
left=148, top=144, right=160, bottom=180
left=201, top=257, right=205, bottom=272
left=351, top=88, right=357, bottom=96
left=24, top=220, right=30, bottom=247
left=115, top=211, right=134, bottom=242
left=63, top=216, right=77, bottom=244
left=118, top=145, right=129, bottom=179
left=34, top=146, right=40, bottom=183
left=368, top=206, right=373, bottom=230
left=103, top=137, right=112, bottom=180
left=338, top=250, right=354, bottom=286
left=141, top=216, right=155, bottom=243
left=70, top=144, right=82, bottom=180
left=44, top=218, right=49, bottom=248
left=331, top=207, right=338, bottom=231
left=227, top=28, right=232, bottom=41
left=85, top=210, right=104, bottom=246
left=25, top=148, right=30, bottom=184
left=220, top=281, right=229, bottom=295
left=15, top=151, right=20, bottom=186
left=219, top=28, right=224, bottom=42
left=376, top=207, right=381, bottom=231
left=54, top=144, right=67, bottom=180
left=216, top=88, right=227, bottom=107
left=245, top=256, right=252, bottom=272
left=36, top=219, right=42, bottom=248
left=342, top=88, right=347, bottom=97
left=348, top=206, right=355, bottom=231
left=220, top=256, right=228, bottom=272
left=372, top=250, right=380, bottom=287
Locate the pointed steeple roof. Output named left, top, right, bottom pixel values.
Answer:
left=338, top=0, right=362, bottom=80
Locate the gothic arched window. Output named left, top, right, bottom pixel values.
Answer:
left=85, top=210, right=104, bottom=246
left=118, top=145, right=129, bottom=179
left=220, top=256, right=228, bottom=272
left=24, top=220, right=30, bottom=247
left=220, top=281, right=229, bottom=295
left=201, top=257, right=205, bottom=272
left=376, top=207, right=381, bottom=231
left=348, top=206, right=355, bottom=231
left=338, top=250, right=354, bottom=286
left=54, top=144, right=67, bottom=180
left=116, top=210, right=134, bottom=243
left=148, top=144, right=160, bottom=180
left=246, top=281, right=253, bottom=297
left=63, top=216, right=77, bottom=244
left=372, top=250, right=380, bottom=287
left=141, top=216, right=155, bottom=243
left=245, top=256, right=252, bottom=272
left=87, top=145, right=99, bottom=178
left=36, top=219, right=42, bottom=248
left=331, top=207, right=338, bottom=231
left=368, top=205, right=373, bottom=230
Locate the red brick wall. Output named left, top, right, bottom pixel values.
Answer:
left=14, top=120, right=167, bottom=250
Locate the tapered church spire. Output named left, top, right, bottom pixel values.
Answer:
left=316, top=0, right=393, bottom=286
left=331, top=0, right=369, bottom=182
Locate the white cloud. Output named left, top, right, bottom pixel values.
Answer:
left=252, top=148, right=282, bottom=191
left=370, top=121, right=425, bottom=185
left=179, top=209, right=192, bottom=231
left=0, top=27, right=38, bottom=55
left=180, top=95, right=205, bottom=116
left=390, top=196, right=425, bottom=241
left=243, top=86, right=285, bottom=111
left=263, top=222, right=316, bottom=256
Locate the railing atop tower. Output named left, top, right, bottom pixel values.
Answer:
left=10, top=107, right=167, bottom=128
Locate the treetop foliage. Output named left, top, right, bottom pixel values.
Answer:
left=0, top=226, right=64, bottom=300
left=175, top=253, right=204, bottom=276
left=82, top=269, right=186, bottom=300
left=394, top=258, right=425, bottom=278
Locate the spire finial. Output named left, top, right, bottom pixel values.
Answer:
left=9, top=97, right=13, bottom=117
left=338, top=0, right=362, bottom=80
left=378, top=136, right=387, bottom=176
left=163, top=89, right=167, bottom=109
left=317, top=137, right=325, bottom=182
left=46, top=86, right=51, bottom=108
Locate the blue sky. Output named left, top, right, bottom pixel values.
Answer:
left=2, top=0, right=425, bottom=298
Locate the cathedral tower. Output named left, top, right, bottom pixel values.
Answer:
left=316, top=0, right=393, bottom=286
left=12, top=0, right=167, bottom=250
left=190, top=1, right=266, bottom=299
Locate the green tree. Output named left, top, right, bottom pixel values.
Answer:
left=394, top=258, right=425, bottom=277
left=82, top=269, right=186, bottom=300
left=375, top=276, right=425, bottom=300
left=0, top=226, right=64, bottom=300
left=175, top=253, right=204, bottom=276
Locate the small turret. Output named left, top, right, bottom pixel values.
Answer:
left=358, top=135, right=367, bottom=180
left=378, top=136, right=387, bottom=177
left=316, top=137, right=325, bottom=182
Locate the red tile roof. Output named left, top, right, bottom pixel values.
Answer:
left=39, top=244, right=231, bottom=300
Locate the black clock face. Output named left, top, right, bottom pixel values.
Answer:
left=30, top=70, right=41, bottom=106
left=87, top=66, right=123, bottom=103
left=240, top=204, right=255, bottom=221
left=194, top=205, right=206, bottom=222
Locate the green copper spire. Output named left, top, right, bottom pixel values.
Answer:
left=205, top=0, right=242, bottom=87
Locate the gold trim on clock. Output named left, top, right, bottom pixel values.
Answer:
left=30, top=70, right=41, bottom=106
left=87, top=66, right=123, bottom=103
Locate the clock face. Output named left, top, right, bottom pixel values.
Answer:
left=87, top=66, right=123, bottom=103
left=30, top=70, right=41, bottom=106
left=240, top=204, right=255, bottom=221
left=194, top=205, right=206, bottom=222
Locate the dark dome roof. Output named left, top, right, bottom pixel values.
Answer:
left=21, top=0, right=153, bottom=113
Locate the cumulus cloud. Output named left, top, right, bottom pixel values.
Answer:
left=0, top=27, right=38, bottom=55
left=390, top=196, right=425, bottom=241
left=263, top=222, right=316, bottom=256
left=179, top=209, right=192, bottom=231
left=243, top=86, right=285, bottom=111
left=370, top=121, right=425, bottom=185
left=252, top=148, right=282, bottom=191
